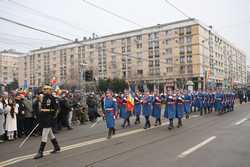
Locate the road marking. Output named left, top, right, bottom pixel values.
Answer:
left=0, top=115, right=199, bottom=167
left=235, top=118, right=248, bottom=125
left=178, top=136, right=216, bottom=158
left=190, top=115, right=199, bottom=118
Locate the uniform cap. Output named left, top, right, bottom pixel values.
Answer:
left=43, top=85, right=52, bottom=90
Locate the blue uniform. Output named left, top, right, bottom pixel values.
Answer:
left=197, top=92, right=203, bottom=111
left=120, top=96, right=129, bottom=119
left=215, top=93, right=223, bottom=112
left=203, top=92, right=209, bottom=112
left=208, top=93, right=214, bottom=111
left=152, top=95, right=162, bottom=119
left=176, top=95, right=184, bottom=118
left=184, top=94, right=192, bottom=115
left=164, top=95, right=176, bottom=119
left=142, top=96, right=152, bottom=117
left=104, top=97, right=117, bottom=128
left=134, top=95, right=142, bottom=116
left=192, top=92, right=198, bottom=112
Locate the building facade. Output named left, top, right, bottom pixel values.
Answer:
left=18, top=19, right=247, bottom=90
left=0, top=50, right=24, bottom=85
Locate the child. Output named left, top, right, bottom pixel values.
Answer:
left=5, top=98, right=19, bottom=141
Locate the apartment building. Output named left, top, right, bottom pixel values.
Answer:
left=0, top=49, right=24, bottom=85
left=18, top=18, right=247, bottom=90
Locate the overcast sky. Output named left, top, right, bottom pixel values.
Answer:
left=0, top=0, right=249, bottom=63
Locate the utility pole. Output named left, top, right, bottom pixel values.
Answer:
left=79, top=63, right=87, bottom=91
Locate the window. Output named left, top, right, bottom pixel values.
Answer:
left=149, top=41, right=154, bottom=48
left=180, top=56, right=185, bottom=64
left=186, top=26, right=192, bottom=34
left=149, top=60, right=154, bottom=67
left=155, top=59, right=160, bottom=66
left=154, top=41, right=159, bottom=48
left=166, top=58, right=172, bottom=64
left=166, top=39, right=171, bottom=45
left=186, top=36, right=192, bottom=43
left=136, top=35, right=142, bottom=41
left=180, top=66, right=185, bottom=73
left=166, top=67, right=173, bottom=73
left=148, top=32, right=159, bottom=40
left=127, top=46, right=131, bottom=52
left=187, top=55, right=192, bottom=63
left=165, top=30, right=169, bottom=36
left=155, top=49, right=160, bottom=57
left=166, top=48, right=172, bottom=55
left=89, top=44, right=94, bottom=49
left=179, top=28, right=185, bottom=35
left=187, top=45, right=192, bottom=54
left=149, top=50, right=153, bottom=58
left=127, top=37, right=131, bottom=44
left=187, top=65, right=193, bottom=73
left=137, top=70, right=143, bottom=75
left=136, top=43, right=142, bottom=49
left=122, top=47, right=126, bottom=53
left=111, top=40, right=116, bottom=45
left=179, top=47, right=185, bottom=54
left=179, top=37, right=184, bottom=44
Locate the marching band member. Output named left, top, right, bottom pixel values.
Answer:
left=164, top=89, right=176, bottom=130
left=152, top=90, right=162, bottom=126
left=134, top=91, right=142, bottom=124
left=103, top=90, right=118, bottom=139
left=120, top=90, right=131, bottom=128
left=184, top=90, right=192, bottom=119
left=176, top=90, right=184, bottom=128
left=142, top=91, right=152, bottom=129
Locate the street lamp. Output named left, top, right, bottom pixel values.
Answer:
left=79, top=63, right=88, bottom=91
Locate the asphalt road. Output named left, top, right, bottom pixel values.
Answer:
left=1, top=103, right=250, bottom=167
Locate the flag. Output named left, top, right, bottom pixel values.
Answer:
left=126, top=94, right=134, bottom=112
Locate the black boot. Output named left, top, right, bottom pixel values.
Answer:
left=144, top=122, right=148, bottom=129
left=177, top=118, right=182, bottom=128
left=200, top=109, right=203, bottom=116
left=159, top=119, right=162, bottom=125
left=186, top=114, right=189, bottom=119
left=107, top=128, right=112, bottom=139
left=168, top=119, right=174, bottom=130
left=154, top=120, right=158, bottom=126
left=126, top=118, right=131, bottom=128
left=138, top=118, right=141, bottom=124
left=147, top=120, right=151, bottom=128
left=34, top=142, right=46, bottom=159
left=50, top=138, right=60, bottom=154
left=112, top=128, right=116, bottom=135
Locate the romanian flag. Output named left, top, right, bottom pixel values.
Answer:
left=126, top=94, right=134, bottom=112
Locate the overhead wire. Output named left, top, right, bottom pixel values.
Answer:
left=0, top=32, right=64, bottom=42
left=0, top=16, right=74, bottom=42
left=7, top=0, right=93, bottom=35
left=81, top=0, right=143, bottom=27
left=0, top=0, right=192, bottom=70
left=0, top=7, right=81, bottom=39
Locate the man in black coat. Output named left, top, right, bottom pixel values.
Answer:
left=57, top=93, right=72, bottom=130
left=34, top=86, right=60, bottom=159
left=86, top=92, right=99, bottom=122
